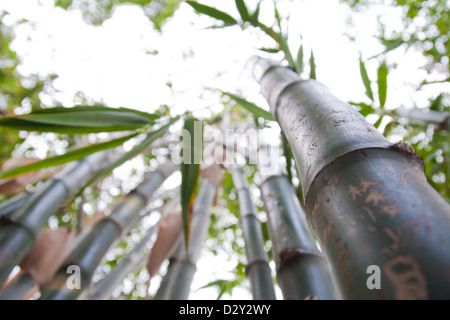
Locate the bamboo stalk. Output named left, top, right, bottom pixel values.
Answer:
left=231, top=165, right=276, bottom=300
left=0, top=191, right=32, bottom=219
left=86, top=223, right=159, bottom=300
left=258, top=145, right=336, bottom=300
left=155, top=181, right=216, bottom=300
left=393, top=106, right=450, bottom=131
left=0, top=273, right=37, bottom=300
left=0, top=152, right=108, bottom=287
left=153, top=241, right=182, bottom=300
left=39, top=161, right=177, bottom=300
left=251, top=56, right=450, bottom=299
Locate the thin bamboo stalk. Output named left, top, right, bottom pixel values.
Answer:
left=251, top=56, right=450, bottom=299
left=0, top=191, right=32, bottom=219
left=39, top=161, right=177, bottom=300
left=231, top=165, right=276, bottom=300
left=0, top=273, right=37, bottom=300
left=153, top=241, right=182, bottom=300
left=86, top=223, right=159, bottom=300
left=156, top=181, right=216, bottom=300
left=258, top=145, right=336, bottom=299
left=0, top=152, right=108, bottom=287
left=393, top=106, right=450, bottom=131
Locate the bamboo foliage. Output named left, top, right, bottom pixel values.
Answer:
left=0, top=151, right=108, bottom=287
left=39, top=161, right=177, bottom=300
left=86, top=223, right=159, bottom=300
left=252, top=56, right=450, bottom=299
left=230, top=165, right=276, bottom=300
left=258, top=145, right=336, bottom=300
left=154, top=172, right=218, bottom=300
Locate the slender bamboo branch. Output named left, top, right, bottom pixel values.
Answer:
left=0, top=152, right=108, bottom=287
left=231, top=165, right=276, bottom=300
left=392, top=106, right=450, bottom=131
left=39, top=161, right=177, bottom=300
left=252, top=56, right=450, bottom=299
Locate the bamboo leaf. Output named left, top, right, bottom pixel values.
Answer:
left=374, top=114, right=384, bottom=129
left=258, top=47, right=280, bottom=53
left=249, top=1, right=261, bottom=26
left=295, top=44, right=304, bottom=74
left=0, top=105, right=159, bottom=134
left=180, top=115, right=202, bottom=249
left=186, top=1, right=237, bottom=25
left=310, top=49, right=316, bottom=80
left=359, top=58, right=374, bottom=102
left=377, top=61, right=388, bottom=109
left=80, top=118, right=178, bottom=192
left=235, top=0, right=249, bottom=21
left=222, top=91, right=274, bottom=121
left=349, top=102, right=376, bottom=117
left=0, top=132, right=139, bottom=180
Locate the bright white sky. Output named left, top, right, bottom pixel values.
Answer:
left=0, top=0, right=445, bottom=300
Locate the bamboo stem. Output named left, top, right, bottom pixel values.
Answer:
left=258, top=145, right=336, bottom=299
left=0, top=152, right=108, bottom=287
left=153, top=241, right=182, bottom=300
left=86, top=223, right=159, bottom=300
left=0, top=191, right=32, bottom=219
left=0, top=273, right=37, bottom=300
left=39, top=161, right=177, bottom=300
left=252, top=56, right=450, bottom=299
left=393, top=106, right=450, bottom=131
left=231, top=166, right=276, bottom=300
left=156, top=181, right=216, bottom=300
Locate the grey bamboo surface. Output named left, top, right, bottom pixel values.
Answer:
left=39, top=161, right=177, bottom=300
left=0, top=152, right=108, bottom=287
left=231, top=165, right=276, bottom=300
left=251, top=56, right=450, bottom=299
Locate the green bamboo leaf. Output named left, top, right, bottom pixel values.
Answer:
left=258, top=47, right=280, bottom=53
left=222, top=91, right=274, bottom=121
left=274, top=1, right=282, bottom=30
left=310, top=49, right=316, bottom=80
left=0, top=105, right=159, bottom=134
left=249, top=1, right=261, bottom=26
left=281, top=135, right=294, bottom=183
left=180, top=115, right=202, bottom=249
left=295, top=44, right=304, bottom=74
left=80, top=118, right=179, bottom=193
left=377, top=61, right=388, bottom=109
left=235, top=0, right=249, bottom=21
left=374, top=114, right=384, bottom=129
left=359, top=58, right=374, bottom=102
left=349, top=102, right=376, bottom=117
left=186, top=1, right=237, bottom=25
left=0, top=132, right=139, bottom=180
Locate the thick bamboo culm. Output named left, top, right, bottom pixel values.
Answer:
left=258, top=144, right=336, bottom=300
left=0, top=191, right=32, bottom=219
left=252, top=56, right=450, bottom=299
left=86, top=223, right=159, bottom=300
left=39, top=161, right=177, bottom=300
left=0, top=152, right=108, bottom=287
left=230, top=165, right=276, bottom=300
left=154, top=181, right=215, bottom=300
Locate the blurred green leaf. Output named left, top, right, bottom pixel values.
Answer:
left=349, top=102, right=376, bottom=117
left=0, top=132, right=139, bottom=180
left=377, top=61, right=388, bottom=109
left=359, top=57, right=374, bottom=102
left=309, top=49, right=316, bottom=79
left=295, top=44, right=304, bottom=74
left=222, top=91, right=274, bottom=121
left=258, top=47, right=280, bottom=53
left=186, top=1, right=237, bottom=25
left=235, top=0, right=249, bottom=22
left=180, top=115, right=202, bottom=249
left=249, top=1, right=261, bottom=26
left=0, top=105, right=159, bottom=134
left=373, top=114, right=384, bottom=129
